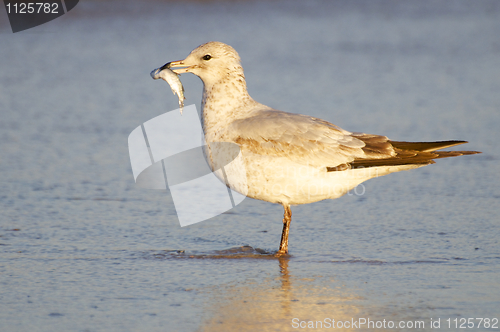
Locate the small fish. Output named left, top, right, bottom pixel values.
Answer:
left=151, top=66, right=185, bottom=114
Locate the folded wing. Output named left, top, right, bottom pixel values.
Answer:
left=228, top=110, right=480, bottom=171
left=228, top=110, right=395, bottom=168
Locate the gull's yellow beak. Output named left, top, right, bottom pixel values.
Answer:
left=163, top=60, right=190, bottom=74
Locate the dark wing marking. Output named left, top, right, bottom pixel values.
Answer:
left=327, top=139, right=480, bottom=171
left=389, top=140, right=469, bottom=152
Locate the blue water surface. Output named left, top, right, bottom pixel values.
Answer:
left=0, top=1, right=499, bottom=331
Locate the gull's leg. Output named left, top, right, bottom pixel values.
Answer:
left=277, top=204, right=292, bottom=256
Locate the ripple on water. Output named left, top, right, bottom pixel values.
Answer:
left=145, top=246, right=279, bottom=260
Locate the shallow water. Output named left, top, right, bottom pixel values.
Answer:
left=0, top=0, right=499, bottom=331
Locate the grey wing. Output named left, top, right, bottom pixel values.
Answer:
left=228, top=110, right=396, bottom=168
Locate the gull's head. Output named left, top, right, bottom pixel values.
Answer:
left=163, top=41, right=244, bottom=86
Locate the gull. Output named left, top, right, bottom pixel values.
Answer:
left=155, top=41, right=480, bottom=256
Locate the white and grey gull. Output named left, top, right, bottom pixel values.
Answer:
left=152, top=41, right=480, bottom=256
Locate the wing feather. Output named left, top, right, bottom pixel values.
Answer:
left=228, top=110, right=395, bottom=167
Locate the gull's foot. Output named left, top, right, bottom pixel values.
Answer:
left=275, top=249, right=289, bottom=257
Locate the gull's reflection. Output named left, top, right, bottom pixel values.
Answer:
left=197, top=255, right=361, bottom=332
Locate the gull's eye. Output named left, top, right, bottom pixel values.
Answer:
left=202, top=54, right=212, bottom=61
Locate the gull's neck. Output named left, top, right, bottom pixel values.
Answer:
left=201, top=71, right=260, bottom=137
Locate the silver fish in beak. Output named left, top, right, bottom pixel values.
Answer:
left=151, top=63, right=185, bottom=114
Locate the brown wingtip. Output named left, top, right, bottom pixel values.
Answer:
left=327, top=140, right=481, bottom=172
left=389, top=140, right=471, bottom=152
